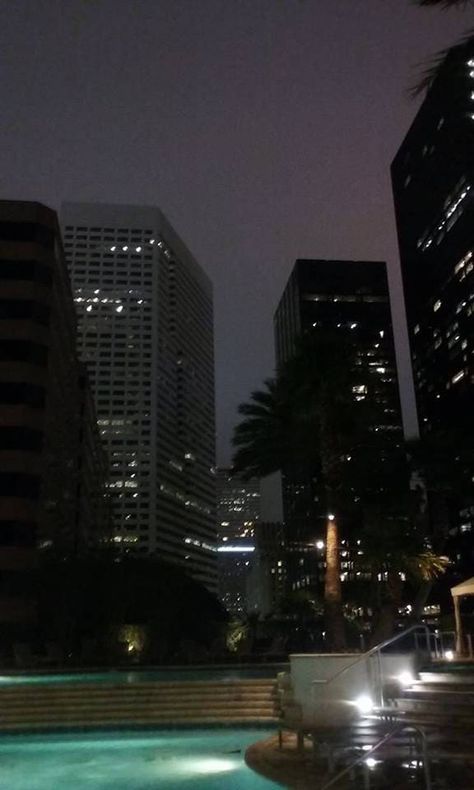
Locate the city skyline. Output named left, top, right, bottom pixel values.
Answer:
left=0, top=1, right=470, bottom=467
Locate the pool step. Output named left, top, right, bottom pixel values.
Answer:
left=0, top=678, right=281, bottom=731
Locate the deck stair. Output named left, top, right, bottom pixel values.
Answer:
left=346, top=668, right=474, bottom=787
left=0, top=677, right=281, bottom=731
left=280, top=665, right=474, bottom=788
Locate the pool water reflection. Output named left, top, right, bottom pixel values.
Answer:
left=0, top=728, right=280, bottom=790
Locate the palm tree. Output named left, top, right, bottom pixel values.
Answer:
left=412, top=0, right=473, bottom=95
left=415, top=1, right=472, bottom=7
left=360, top=515, right=449, bottom=644
left=233, top=331, right=363, bottom=650
left=405, top=429, right=474, bottom=616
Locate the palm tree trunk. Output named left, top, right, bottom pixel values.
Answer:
left=324, top=515, right=346, bottom=651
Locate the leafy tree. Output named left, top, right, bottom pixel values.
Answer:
left=35, top=555, right=228, bottom=664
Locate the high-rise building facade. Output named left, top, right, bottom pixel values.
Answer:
left=274, top=258, right=403, bottom=591
left=247, top=521, right=286, bottom=617
left=216, top=467, right=260, bottom=614
left=392, top=41, right=474, bottom=564
left=61, top=203, right=216, bottom=591
left=0, top=200, right=107, bottom=626
left=391, top=42, right=473, bottom=437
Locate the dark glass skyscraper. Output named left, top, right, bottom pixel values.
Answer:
left=392, top=41, right=474, bottom=570
left=274, top=258, right=403, bottom=591
left=391, top=41, right=473, bottom=436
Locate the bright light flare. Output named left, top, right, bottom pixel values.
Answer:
left=188, top=757, right=236, bottom=774
left=366, top=757, right=378, bottom=768
left=445, top=650, right=454, bottom=661
left=354, top=695, right=374, bottom=714
left=397, top=671, right=415, bottom=687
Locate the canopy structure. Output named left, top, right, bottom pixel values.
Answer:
left=451, top=577, right=474, bottom=654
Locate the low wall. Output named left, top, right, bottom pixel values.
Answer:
left=289, top=651, right=417, bottom=727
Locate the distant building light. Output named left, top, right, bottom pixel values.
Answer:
left=217, top=545, right=255, bottom=553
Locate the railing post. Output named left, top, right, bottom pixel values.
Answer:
left=363, top=760, right=371, bottom=789
left=420, top=728, right=432, bottom=790
left=377, top=649, right=384, bottom=707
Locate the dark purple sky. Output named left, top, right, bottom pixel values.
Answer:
left=0, top=0, right=470, bottom=467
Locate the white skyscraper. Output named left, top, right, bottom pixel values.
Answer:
left=61, top=203, right=216, bottom=591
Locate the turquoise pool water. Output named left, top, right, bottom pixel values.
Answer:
left=0, top=728, right=280, bottom=789
left=0, top=665, right=288, bottom=686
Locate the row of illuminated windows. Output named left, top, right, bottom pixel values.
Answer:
left=67, top=243, right=153, bottom=257
left=304, top=294, right=387, bottom=303
left=418, top=178, right=471, bottom=253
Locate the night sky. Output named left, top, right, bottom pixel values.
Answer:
left=0, top=1, right=470, bottom=475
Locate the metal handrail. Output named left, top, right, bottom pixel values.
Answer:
left=312, top=624, right=431, bottom=693
left=320, top=722, right=432, bottom=790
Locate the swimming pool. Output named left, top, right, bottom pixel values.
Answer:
left=0, top=664, right=288, bottom=687
left=0, top=728, right=281, bottom=789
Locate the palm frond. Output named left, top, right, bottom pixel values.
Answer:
left=406, top=552, right=450, bottom=581
left=415, top=0, right=472, bottom=7
left=411, top=30, right=474, bottom=96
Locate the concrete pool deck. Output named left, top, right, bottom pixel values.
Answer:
left=245, top=731, right=331, bottom=789
left=245, top=730, right=474, bottom=789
